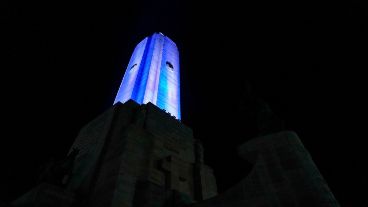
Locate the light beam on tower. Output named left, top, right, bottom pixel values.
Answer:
left=114, top=33, right=181, bottom=119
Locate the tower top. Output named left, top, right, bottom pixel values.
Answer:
left=114, top=33, right=181, bottom=119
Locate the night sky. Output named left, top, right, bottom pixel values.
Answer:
left=2, top=0, right=367, bottom=206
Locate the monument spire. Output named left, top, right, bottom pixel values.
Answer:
left=114, top=32, right=181, bottom=119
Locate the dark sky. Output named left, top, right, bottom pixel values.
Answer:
left=2, top=0, right=367, bottom=206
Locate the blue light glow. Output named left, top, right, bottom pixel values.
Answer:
left=114, top=33, right=181, bottom=120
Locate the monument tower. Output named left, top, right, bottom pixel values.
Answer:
left=61, top=32, right=217, bottom=207
left=11, top=32, right=340, bottom=207
left=114, top=32, right=181, bottom=119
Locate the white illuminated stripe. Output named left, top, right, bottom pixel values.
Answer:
left=143, top=34, right=163, bottom=104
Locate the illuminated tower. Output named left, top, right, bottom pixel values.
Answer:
left=114, top=32, right=181, bottom=119
left=10, top=33, right=340, bottom=207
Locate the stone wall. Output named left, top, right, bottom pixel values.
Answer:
left=187, top=131, right=340, bottom=207
left=65, top=100, right=217, bottom=207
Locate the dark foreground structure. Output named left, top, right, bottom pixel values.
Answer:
left=10, top=100, right=339, bottom=207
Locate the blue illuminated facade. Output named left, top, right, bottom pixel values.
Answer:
left=114, top=33, right=181, bottom=119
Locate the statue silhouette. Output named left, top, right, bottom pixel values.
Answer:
left=238, top=80, right=285, bottom=136
left=38, top=148, right=79, bottom=186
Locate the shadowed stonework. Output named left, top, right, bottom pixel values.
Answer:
left=186, top=131, right=340, bottom=207
left=65, top=100, right=216, bottom=207
left=10, top=100, right=339, bottom=207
